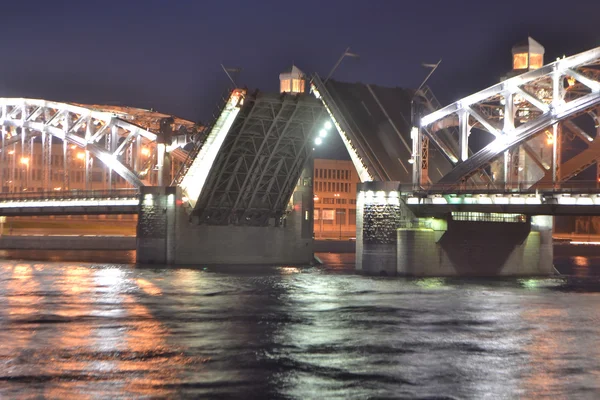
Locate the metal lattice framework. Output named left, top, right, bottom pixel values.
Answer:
left=0, top=98, right=197, bottom=190
left=419, top=46, right=600, bottom=186
left=193, top=92, right=327, bottom=226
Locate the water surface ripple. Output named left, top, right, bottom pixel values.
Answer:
left=1, top=255, right=600, bottom=398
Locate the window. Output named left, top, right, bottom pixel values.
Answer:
left=280, top=79, right=291, bottom=93
left=323, top=198, right=335, bottom=204
left=314, top=209, right=320, bottom=220
left=350, top=199, right=357, bottom=205
left=328, top=182, right=331, bottom=192
left=513, top=53, right=528, bottom=69
left=529, top=53, right=543, bottom=69
left=322, top=209, right=335, bottom=224
left=336, top=208, right=346, bottom=225
left=292, top=79, right=305, bottom=93
left=349, top=209, right=356, bottom=225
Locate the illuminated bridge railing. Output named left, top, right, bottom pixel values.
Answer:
left=400, top=181, right=600, bottom=216
left=0, top=189, right=140, bottom=215
left=400, top=181, right=600, bottom=196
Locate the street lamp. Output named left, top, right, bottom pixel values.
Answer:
left=333, top=193, right=343, bottom=239
left=324, top=47, right=359, bottom=84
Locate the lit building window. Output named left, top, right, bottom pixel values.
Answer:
left=292, top=79, right=305, bottom=93
left=529, top=53, right=543, bottom=69
left=513, top=53, right=528, bottom=70
left=280, top=79, right=291, bottom=93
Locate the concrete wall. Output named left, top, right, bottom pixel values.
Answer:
left=137, top=167, right=314, bottom=265
left=0, top=236, right=136, bottom=250
left=355, top=182, right=555, bottom=276
left=396, top=216, right=554, bottom=276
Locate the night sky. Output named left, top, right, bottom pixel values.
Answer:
left=2, top=0, right=599, bottom=125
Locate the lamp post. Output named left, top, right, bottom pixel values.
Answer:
left=324, top=47, right=359, bottom=84
left=334, top=193, right=342, bottom=239
left=411, top=59, right=442, bottom=187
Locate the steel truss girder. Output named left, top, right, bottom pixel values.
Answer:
left=193, top=93, right=326, bottom=226
left=420, top=46, right=600, bottom=184
left=0, top=98, right=160, bottom=187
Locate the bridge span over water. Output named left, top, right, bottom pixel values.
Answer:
left=2, top=44, right=600, bottom=275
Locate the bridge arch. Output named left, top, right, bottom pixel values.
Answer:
left=420, top=46, right=600, bottom=186
left=0, top=98, right=198, bottom=190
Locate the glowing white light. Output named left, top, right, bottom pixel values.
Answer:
left=407, top=158, right=414, bottom=164
left=314, top=137, right=323, bottom=145
left=509, top=197, right=525, bottom=205
left=324, top=121, right=332, bottom=130
left=0, top=199, right=139, bottom=208
left=179, top=91, right=244, bottom=209
left=143, top=193, right=153, bottom=206
left=407, top=197, right=419, bottom=205
left=319, top=129, right=327, bottom=138
left=167, top=194, right=174, bottom=204
left=432, top=197, right=447, bottom=205
left=411, top=127, right=418, bottom=139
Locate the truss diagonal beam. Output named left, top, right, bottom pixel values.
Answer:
left=420, top=45, right=600, bottom=185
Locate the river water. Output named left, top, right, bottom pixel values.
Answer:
left=1, top=252, right=600, bottom=398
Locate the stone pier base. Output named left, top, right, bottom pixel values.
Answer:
left=136, top=183, right=314, bottom=265
left=356, top=182, right=554, bottom=277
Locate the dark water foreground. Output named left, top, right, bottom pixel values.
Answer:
left=1, top=253, right=600, bottom=398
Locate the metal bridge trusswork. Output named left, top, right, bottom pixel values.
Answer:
left=310, top=76, right=455, bottom=184
left=420, top=46, right=600, bottom=188
left=187, top=90, right=327, bottom=226
left=0, top=98, right=200, bottom=192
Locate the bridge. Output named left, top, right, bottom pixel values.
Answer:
left=351, top=43, right=600, bottom=276
left=1, top=42, right=600, bottom=275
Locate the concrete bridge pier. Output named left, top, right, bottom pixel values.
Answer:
left=356, top=183, right=554, bottom=276
left=136, top=178, right=314, bottom=265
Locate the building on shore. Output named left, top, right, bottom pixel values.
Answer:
left=313, top=158, right=359, bottom=239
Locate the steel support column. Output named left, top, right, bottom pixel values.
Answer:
left=552, top=123, right=560, bottom=185
left=459, top=110, right=469, bottom=161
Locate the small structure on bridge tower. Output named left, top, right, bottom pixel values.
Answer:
left=507, top=36, right=545, bottom=78
left=279, top=65, right=306, bottom=94
left=491, top=37, right=549, bottom=187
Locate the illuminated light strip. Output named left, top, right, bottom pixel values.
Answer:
left=311, top=84, right=374, bottom=183
left=179, top=92, right=243, bottom=208
left=0, top=198, right=139, bottom=208
left=570, top=241, right=600, bottom=245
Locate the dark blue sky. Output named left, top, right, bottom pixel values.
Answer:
left=1, top=0, right=599, bottom=123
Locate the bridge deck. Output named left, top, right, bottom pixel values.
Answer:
left=0, top=189, right=140, bottom=216
left=403, top=182, right=600, bottom=217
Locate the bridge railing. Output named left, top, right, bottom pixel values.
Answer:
left=0, top=189, right=140, bottom=202
left=397, top=219, right=433, bottom=229
left=171, top=88, right=236, bottom=186
left=400, top=181, right=600, bottom=195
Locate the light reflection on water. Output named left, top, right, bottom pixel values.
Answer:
left=0, top=254, right=600, bottom=397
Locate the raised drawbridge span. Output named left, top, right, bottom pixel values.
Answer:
left=420, top=45, right=600, bottom=188
left=177, top=89, right=327, bottom=226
